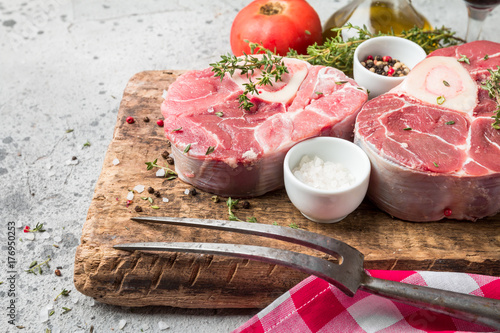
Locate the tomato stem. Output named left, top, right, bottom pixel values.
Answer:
left=259, top=2, right=284, bottom=15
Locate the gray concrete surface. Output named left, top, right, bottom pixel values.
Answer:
left=1, top=0, right=499, bottom=332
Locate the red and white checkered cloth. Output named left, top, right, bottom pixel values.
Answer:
left=233, top=270, right=500, bottom=333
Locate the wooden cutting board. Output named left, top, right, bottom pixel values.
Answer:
left=74, top=70, right=500, bottom=309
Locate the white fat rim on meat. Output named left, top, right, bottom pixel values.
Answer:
left=231, top=58, right=309, bottom=103
left=392, top=56, right=478, bottom=115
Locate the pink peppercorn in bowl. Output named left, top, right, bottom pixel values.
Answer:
left=353, top=36, right=427, bottom=98
left=283, top=137, right=371, bottom=223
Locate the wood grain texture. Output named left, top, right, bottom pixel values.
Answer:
left=74, top=70, right=500, bottom=309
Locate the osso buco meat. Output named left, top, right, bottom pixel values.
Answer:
left=354, top=41, right=500, bottom=221
left=161, top=58, right=368, bottom=197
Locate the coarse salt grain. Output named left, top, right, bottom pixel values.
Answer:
left=133, top=185, right=145, bottom=193
left=162, top=197, right=169, bottom=203
left=112, top=158, right=120, bottom=165
left=156, top=168, right=166, bottom=177
left=126, top=191, right=134, bottom=201
left=184, top=189, right=190, bottom=195
left=292, top=155, right=355, bottom=190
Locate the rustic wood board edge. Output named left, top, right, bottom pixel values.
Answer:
left=73, top=70, right=500, bottom=309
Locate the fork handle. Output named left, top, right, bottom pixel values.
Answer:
left=360, top=274, right=500, bottom=330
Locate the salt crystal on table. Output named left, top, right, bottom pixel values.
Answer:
left=46, top=163, right=52, bottom=170
left=40, top=232, right=50, bottom=239
left=156, top=168, right=166, bottom=177
left=112, top=158, right=120, bottom=165
left=184, top=189, right=190, bottom=195
left=118, top=319, right=127, bottom=330
left=24, top=233, right=35, bottom=241
left=133, top=185, right=145, bottom=193
left=162, top=197, right=169, bottom=203
left=158, top=321, right=170, bottom=330
left=54, top=235, right=62, bottom=243
left=65, top=158, right=79, bottom=166
left=126, top=191, right=134, bottom=201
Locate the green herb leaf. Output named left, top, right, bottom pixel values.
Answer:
left=433, top=162, right=439, bottom=168
left=315, top=91, right=324, bottom=95
left=284, top=24, right=464, bottom=77
left=65, top=129, right=74, bottom=133
left=83, top=140, right=91, bottom=148
left=443, top=80, right=450, bottom=87
left=54, top=288, right=71, bottom=301
left=62, top=307, right=72, bottom=314
left=183, top=143, right=191, bottom=153
left=247, top=216, right=257, bottom=223
left=205, top=146, right=215, bottom=155
left=305, top=30, right=311, bottom=35
left=484, top=54, right=489, bottom=60
left=172, top=127, right=183, bottom=132
left=335, top=81, right=347, bottom=85
left=480, top=66, right=500, bottom=129
left=215, top=111, right=224, bottom=117
left=289, top=223, right=299, bottom=229
left=403, top=127, right=412, bottom=131
left=151, top=205, right=160, bottom=209
left=437, top=95, right=446, bottom=105
left=458, top=54, right=470, bottom=65
left=445, top=120, right=455, bottom=125
left=211, top=48, right=289, bottom=112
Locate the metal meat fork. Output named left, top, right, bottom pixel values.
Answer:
left=114, top=217, right=500, bottom=329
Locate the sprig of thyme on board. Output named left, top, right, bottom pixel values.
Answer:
left=288, top=23, right=465, bottom=76
left=481, top=66, right=500, bottom=129
left=210, top=43, right=289, bottom=111
left=145, top=158, right=177, bottom=180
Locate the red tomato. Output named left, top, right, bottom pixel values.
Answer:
left=230, top=0, right=322, bottom=56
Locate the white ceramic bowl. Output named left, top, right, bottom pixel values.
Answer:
left=353, top=36, right=427, bottom=98
left=283, top=137, right=371, bottom=223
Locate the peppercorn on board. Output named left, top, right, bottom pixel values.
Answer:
left=73, top=70, right=500, bottom=309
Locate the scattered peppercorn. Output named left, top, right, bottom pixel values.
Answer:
left=166, top=140, right=171, bottom=147
left=166, top=157, right=174, bottom=165
left=242, top=201, right=250, bottom=209
left=134, top=205, right=143, bottom=212
left=154, top=191, right=161, bottom=198
left=55, top=269, right=61, bottom=276
left=157, top=119, right=164, bottom=127
left=72, top=156, right=77, bottom=160
left=161, top=151, right=170, bottom=159
left=143, top=116, right=150, bottom=122
left=126, top=116, right=135, bottom=124
left=190, top=188, right=197, bottom=196
left=147, top=186, right=155, bottom=194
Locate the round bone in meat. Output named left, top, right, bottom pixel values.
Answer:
left=161, top=58, right=368, bottom=197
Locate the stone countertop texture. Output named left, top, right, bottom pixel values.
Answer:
left=1, top=0, right=499, bottom=332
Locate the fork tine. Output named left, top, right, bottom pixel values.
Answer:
left=126, top=216, right=364, bottom=294
left=131, top=216, right=362, bottom=260
left=113, top=241, right=357, bottom=295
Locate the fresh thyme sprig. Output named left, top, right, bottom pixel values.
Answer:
left=481, top=66, right=500, bottom=129
left=210, top=44, right=289, bottom=111
left=26, top=256, right=51, bottom=275
left=145, top=158, right=177, bottom=180
left=226, top=197, right=257, bottom=223
left=54, top=288, right=71, bottom=301
left=287, top=23, right=464, bottom=76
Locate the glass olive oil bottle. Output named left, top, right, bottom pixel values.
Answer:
left=323, top=0, right=432, bottom=40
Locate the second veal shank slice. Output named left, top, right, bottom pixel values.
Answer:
left=355, top=41, right=500, bottom=222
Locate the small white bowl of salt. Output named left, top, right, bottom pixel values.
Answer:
left=284, top=137, right=371, bottom=223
